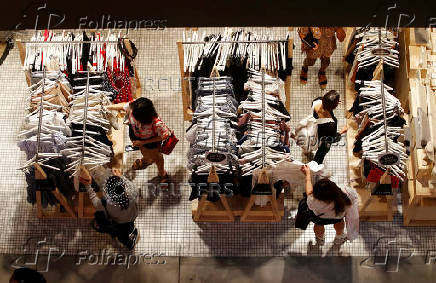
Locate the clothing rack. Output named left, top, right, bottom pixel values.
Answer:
left=181, top=40, right=289, bottom=44
left=22, top=68, right=77, bottom=218
left=343, top=27, right=399, bottom=222
left=241, top=68, right=282, bottom=222
left=34, top=68, right=46, bottom=172
left=16, top=30, right=128, bottom=75
left=19, top=40, right=121, bottom=44
left=177, top=31, right=293, bottom=121
left=80, top=71, right=91, bottom=170
left=192, top=69, right=235, bottom=222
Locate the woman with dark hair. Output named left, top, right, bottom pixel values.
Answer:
left=107, top=97, right=170, bottom=182
left=83, top=169, right=140, bottom=250
left=301, top=165, right=359, bottom=245
left=312, top=90, right=347, bottom=164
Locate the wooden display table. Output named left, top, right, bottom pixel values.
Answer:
left=192, top=194, right=285, bottom=223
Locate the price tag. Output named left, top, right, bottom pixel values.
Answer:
left=371, top=48, right=391, bottom=56
left=371, top=184, right=393, bottom=195
left=378, top=152, right=400, bottom=167
left=206, top=152, right=227, bottom=163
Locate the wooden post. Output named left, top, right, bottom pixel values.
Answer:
left=33, top=163, right=77, bottom=219
left=284, top=38, right=293, bottom=112
left=177, top=41, right=192, bottom=121
left=16, top=40, right=32, bottom=87
left=34, top=163, right=47, bottom=218
left=108, top=116, right=126, bottom=173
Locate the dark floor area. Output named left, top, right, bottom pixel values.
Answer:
left=1, top=254, right=435, bottom=283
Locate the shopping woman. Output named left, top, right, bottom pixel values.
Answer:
left=83, top=169, right=140, bottom=250
left=107, top=97, right=170, bottom=183
left=301, top=165, right=359, bottom=245
left=298, top=27, right=346, bottom=89
left=312, top=90, right=347, bottom=164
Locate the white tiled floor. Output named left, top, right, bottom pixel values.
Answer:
left=1, top=28, right=436, bottom=257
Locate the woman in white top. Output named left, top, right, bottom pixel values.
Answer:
left=301, top=165, right=359, bottom=245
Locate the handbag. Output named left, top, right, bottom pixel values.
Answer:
left=295, top=193, right=315, bottom=230
left=293, top=114, right=319, bottom=153
left=152, top=118, right=179, bottom=155
left=160, top=132, right=179, bottom=155
left=298, top=28, right=319, bottom=49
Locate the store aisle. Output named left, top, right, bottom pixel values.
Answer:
left=1, top=28, right=436, bottom=258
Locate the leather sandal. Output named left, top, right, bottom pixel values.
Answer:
left=318, top=71, right=327, bottom=89
left=158, top=173, right=170, bottom=184
left=300, top=67, right=308, bottom=84
left=132, top=159, right=152, bottom=170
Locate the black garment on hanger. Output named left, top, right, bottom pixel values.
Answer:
left=189, top=171, right=236, bottom=202
left=71, top=123, right=113, bottom=147
left=25, top=158, right=74, bottom=207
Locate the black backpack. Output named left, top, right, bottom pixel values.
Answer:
left=295, top=193, right=316, bottom=230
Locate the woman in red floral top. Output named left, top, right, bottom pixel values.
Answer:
left=107, top=98, right=170, bottom=182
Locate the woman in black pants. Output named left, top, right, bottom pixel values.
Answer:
left=312, top=90, right=347, bottom=164
left=83, top=169, right=140, bottom=250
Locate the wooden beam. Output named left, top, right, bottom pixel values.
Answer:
left=177, top=41, right=192, bottom=121
left=285, top=38, right=293, bottom=112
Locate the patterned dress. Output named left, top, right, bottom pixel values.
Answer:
left=299, top=27, right=344, bottom=59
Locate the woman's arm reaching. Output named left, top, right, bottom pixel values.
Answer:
left=301, top=165, right=313, bottom=195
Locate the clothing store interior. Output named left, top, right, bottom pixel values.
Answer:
left=1, top=2, right=436, bottom=282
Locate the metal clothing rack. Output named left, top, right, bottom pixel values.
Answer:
left=34, top=67, right=46, bottom=166
left=177, top=35, right=294, bottom=121
left=21, top=67, right=77, bottom=218
left=181, top=40, right=289, bottom=44
left=241, top=68, right=281, bottom=222
left=17, top=36, right=127, bottom=75
left=261, top=69, right=266, bottom=168
left=80, top=71, right=91, bottom=166
left=20, top=40, right=121, bottom=44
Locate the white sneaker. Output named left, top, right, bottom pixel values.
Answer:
left=333, top=234, right=347, bottom=245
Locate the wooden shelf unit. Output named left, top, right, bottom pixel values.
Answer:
left=192, top=194, right=285, bottom=223
left=396, top=28, right=436, bottom=226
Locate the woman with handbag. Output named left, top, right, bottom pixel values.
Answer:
left=300, top=165, right=359, bottom=245
left=107, top=97, right=178, bottom=183
left=81, top=169, right=140, bottom=250
left=298, top=27, right=346, bottom=89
